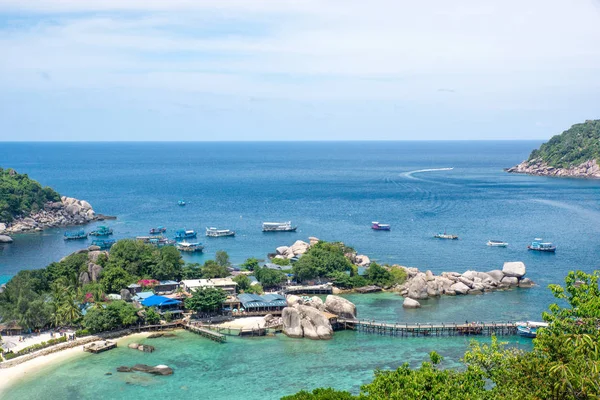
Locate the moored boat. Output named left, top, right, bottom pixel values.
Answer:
left=64, top=230, right=88, bottom=240
left=175, top=229, right=197, bottom=240
left=89, top=226, right=113, bottom=236
left=206, top=227, right=235, bottom=237
left=487, top=240, right=508, bottom=247
left=371, top=222, right=391, bottom=231
left=528, top=239, right=556, bottom=252
left=434, top=232, right=458, bottom=240
left=137, top=235, right=175, bottom=247
left=178, top=200, right=186, bottom=206
left=176, top=241, right=204, bottom=252
left=262, top=221, right=297, bottom=232
left=149, top=226, right=167, bottom=235
left=516, top=321, right=549, bottom=338
left=91, top=239, right=116, bottom=249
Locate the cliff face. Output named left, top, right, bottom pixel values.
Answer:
left=506, top=158, right=600, bottom=179
left=506, top=120, right=600, bottom=179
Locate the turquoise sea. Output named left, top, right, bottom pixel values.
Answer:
left=2, top=141, right=600, bottom=398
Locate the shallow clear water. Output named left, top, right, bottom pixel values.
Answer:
left=4, top=295, right=534, bottom=400
left=2, top=141, right=599, bottom=398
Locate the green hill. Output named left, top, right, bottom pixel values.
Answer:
left=0, top=168, right=61, bottom=223
left=528, top=120, right=600, bottom=168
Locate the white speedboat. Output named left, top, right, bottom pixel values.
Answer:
left=487, top=240, right=508, bottom=247
left=176, top=241, right=204, bottom=252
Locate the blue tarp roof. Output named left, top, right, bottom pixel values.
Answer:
left=238, top=293, right=287, bottom=308
left=141, top=295, right=181, bottom=307
left=132, top=291, right=154, bottom=301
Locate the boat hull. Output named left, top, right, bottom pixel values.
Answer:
left=206, top=232, right=236, bottom=237
left=517, top=326, right=537, bottom=338
left=262, top=227, right=297, bottom=232
left=528, top=246, right=556, bottom=252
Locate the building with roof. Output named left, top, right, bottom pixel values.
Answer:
left=181, top=278, right=238, bottom=295
left=154, top=280, right=180, bottom=294
left=140, top=295, right=183, bottom=317
left=127, top=283, right=142, bottom=295
left=235, top=293, right=287, bottom=315
left=132, top=291, right=155, bottom=302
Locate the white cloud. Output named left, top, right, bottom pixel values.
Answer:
left=0, top=0, right=599, bottom=139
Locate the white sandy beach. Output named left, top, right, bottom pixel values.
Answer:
left=0, top=332, right=153, bottom=397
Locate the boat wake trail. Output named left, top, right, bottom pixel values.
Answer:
left=403, top=167, right=454, bottom=180
left=530, top=199, right=600, bottom=221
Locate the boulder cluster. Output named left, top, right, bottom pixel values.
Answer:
left=282, top=295, right=357, bottom=340
left=76, top=249, right=108, bottom=286
left=117, top=364, right=173, bottom=375
left=127, top=343, right=155, bottom=353
left=506, top=158, right=600, bottom=179
left=399, top=262, right=534, bottom=308
left=1, top=196, right=103, bottom=235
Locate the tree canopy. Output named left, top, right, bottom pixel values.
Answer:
left=292, top=241, right=354, bottom=282
left=184, top=287, right=227, bottom=313
left=528, top=119, right=600, bottom=168
left=0, top=168, right=61, bottom=223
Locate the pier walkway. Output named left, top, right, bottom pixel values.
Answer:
left=336, top=318, right=518, bottom=337
left=183, top=323, right=227, bottom=343
left=284, top=284, right=332, bottom=295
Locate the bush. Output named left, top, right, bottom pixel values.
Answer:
left=75, top=329, right=91, bottom=337
left=271, top=258, right=290, bottom=266
left=4, top=352, right=17, bottom=360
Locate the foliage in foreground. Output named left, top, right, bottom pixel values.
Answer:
left=282, top=270, right=600, bottom=400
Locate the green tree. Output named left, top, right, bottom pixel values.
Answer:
left=254, top=266, right=287, bottom=289
left=151, top=245, right=184, bottom=281
left=145, top=308, right=160, bottom=325
left=184, top=287, right=227, bottom=313
left=201, top=260, right=229, bottom=279
left=364, top=262, right=394, bottom=287
left=241, top=257, right=260, bottom=271
left=182, top=263, right=203, bottom=279
left=215, top=250, right=231, bottom=268
left=292, top=241, right=353, bottom=282
left=271, top=257, right=291, bottom=266
left=99, top=266, right=135, bottom=294
left=233, top=274, right=252, bottom=292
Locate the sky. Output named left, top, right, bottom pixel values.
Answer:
left=0, top=0, right=600, bottom=141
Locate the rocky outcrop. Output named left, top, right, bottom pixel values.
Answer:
left=0, top=234, right=13, bottom=243
left=127, top=364, right=173, bottom=375
left=120, top=289, right=132, bottom=302
left=273, top=239, right=311, bottom=260
left=3, top=196, right=114, bottom=234
left=282, top=295, right=356, bottom=340
left=403, top=297, right=421, bottom=308
left=396, top=262, right=533, bottom=301
left=77, top=251, right=109, bottom=285
left=506, top=158, right=600, bottom=179
left=324, top=295, right=357, bottom=319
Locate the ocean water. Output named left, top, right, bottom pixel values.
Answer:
left=2, top=141, right=600, bottom=398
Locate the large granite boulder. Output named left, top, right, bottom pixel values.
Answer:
left=501, top=276, right=519, bottom=286
left=324, top=295, right=357, bottom=318
left=79, top=271, right=91, bottom=286
left=282, top=307, right=303, bottom=338
left=355, top=255, right=371, bottom=267
left=0, top=223, right=6, bottom=233
left=403, top=297, right=421, bottom=308
left=502, top=262, right=526, bottom=278
left=518, top=278, right=535, bottom=288
left=450, top=281, right=470, bottom=295
left=0, top=235, right=14, bottom=243
left=486, top=270, right=504, bottom=282
left=120, top=289, right=132, bottom=302
left=276, top=246, right=289, bottom=255
left=286, top=295, right=302, bottom=307
left=290, top=240, right=310, bottom=255
left=406, top=273, right=429, bottom=300
left=88, top=262, right=103, bottom=282
left=297, top=305, right=333, bottom=340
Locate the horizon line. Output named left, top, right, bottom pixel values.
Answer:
left=0, top=139, right=545, bottom=143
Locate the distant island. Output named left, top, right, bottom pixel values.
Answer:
left=506, top=119, right=600, bottom=178
left=0, top=168, right=110, bottom=237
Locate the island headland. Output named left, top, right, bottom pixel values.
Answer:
left=506, top=119, right=600, bottom=178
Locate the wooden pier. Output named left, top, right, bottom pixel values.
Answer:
left=83, top=340, right=117, bottom=353
left=336, top=319, right=518, bottom=337
left=284, top=284, right=332, bottom=295
left=183, top=323, right=227, bottom=343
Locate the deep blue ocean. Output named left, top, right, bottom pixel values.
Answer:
left=2, top=141, right=600, bottom=399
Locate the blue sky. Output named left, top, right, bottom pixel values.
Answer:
left=0, top=0, right=599, bottom=141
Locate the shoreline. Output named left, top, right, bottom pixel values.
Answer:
left=0, top=331, right=153, bottom=397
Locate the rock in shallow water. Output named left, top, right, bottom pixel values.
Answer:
left=403, top=297, right=421, bottom=308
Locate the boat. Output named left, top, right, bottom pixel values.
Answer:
left=88, top=226, right=113, bottom=236
left=262, top=221, right=297, bottom=232
left=176, top=241, right=204, bottom=253
left=137, top=236, right=175, bottom=247
left=516, top=321, right=549, bottom=338
left=64, top=230, right=88, bottom=240
left=178, top=200, right=186, bottom=206
left=91, top=239, right=116, bottom=249
left=174, top=229, right=197, bottom=240
left=434, top=232, right=458, bottom=240
left=487, top=240, right=508, bottom=247
left=371, top=222, right=391, bottom=231
left=206, top=227, right=235, bottom=237
left=149, top=226, right=167, bottom=235
left=528, top=239, right=556, bottom=252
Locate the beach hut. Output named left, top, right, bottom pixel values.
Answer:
left=0, top=321, right=23, bottom=336
left=141, top=295, right=183, bottom=317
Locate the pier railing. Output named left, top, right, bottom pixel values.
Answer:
left=336, top=318, right=518, bottom=337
